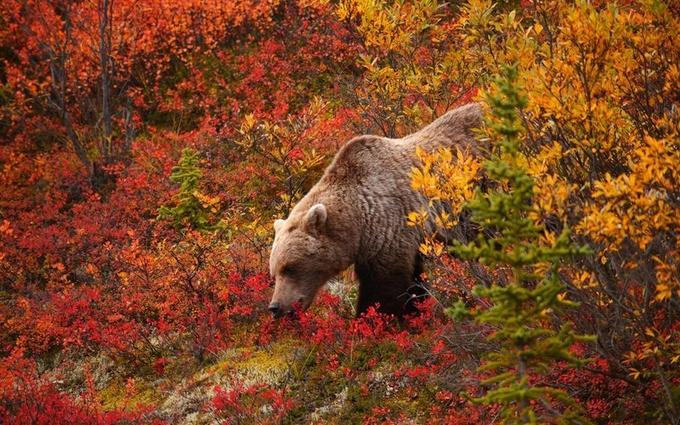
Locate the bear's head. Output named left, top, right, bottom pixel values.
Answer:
left=268, top=203, right=347, bottom=318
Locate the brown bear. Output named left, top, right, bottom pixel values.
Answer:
left=268, top=103, right=483, bottom=318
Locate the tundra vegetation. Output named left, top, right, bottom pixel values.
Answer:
left=0, top=0, right=678, bottom=424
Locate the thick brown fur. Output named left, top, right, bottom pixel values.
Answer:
left=269, top=103, right=483, bottom=317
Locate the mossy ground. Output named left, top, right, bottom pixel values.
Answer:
left=99, top=379, right=162, bottom=412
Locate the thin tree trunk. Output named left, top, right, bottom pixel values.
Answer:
left=99, top=0, right=113, bottom=161
left=44, top=6, right=93, bottom=176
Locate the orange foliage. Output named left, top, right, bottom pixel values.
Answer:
left=0, top=0, right=678, bottom=423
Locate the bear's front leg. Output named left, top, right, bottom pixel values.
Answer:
left=355, top=257, right=425, bottom=317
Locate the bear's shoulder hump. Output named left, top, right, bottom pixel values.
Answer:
left=336, top=135, right=383, bottom=160
left=325, top=135, right=386, bottom=182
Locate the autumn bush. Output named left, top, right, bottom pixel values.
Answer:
left=410, top=1, right=679, bottom=423
left=0, top=0, right=678, bottom=423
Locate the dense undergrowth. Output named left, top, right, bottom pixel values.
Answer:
left=1, top=0, right=678, bottom=423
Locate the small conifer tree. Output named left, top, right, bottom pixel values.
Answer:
left=449, top=65, right=594, bottom=424
left=158, top=148, right=223, bottom=232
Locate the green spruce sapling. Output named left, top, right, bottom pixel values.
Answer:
left=449, top=65, right=594, bottom=424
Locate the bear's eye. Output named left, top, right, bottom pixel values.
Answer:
left=281, top=265, right=297, bottom=276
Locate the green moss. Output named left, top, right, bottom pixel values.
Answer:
left=198, top=338, right=298, bottom=387
left=235, top=343, right=291, bottom=372
left=99, top=379, right=162, bottom=411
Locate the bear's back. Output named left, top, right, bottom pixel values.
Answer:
left=324, top=103, right=483, bottom=183
left=401, top=103, right=483, bottom=153
left=322, top=135, right=414, bottom=190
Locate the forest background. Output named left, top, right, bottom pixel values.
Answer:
left=0, top=0, right=678, bottom=423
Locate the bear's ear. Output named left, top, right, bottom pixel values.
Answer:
left=305, top=204, right=327, bottom=234
left=274, top=219, right=285, bottom=233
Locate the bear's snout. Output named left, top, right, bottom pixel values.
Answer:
left=268, top=302, right=283, bottom=318
left=268, top=295, right=308, bottom=319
